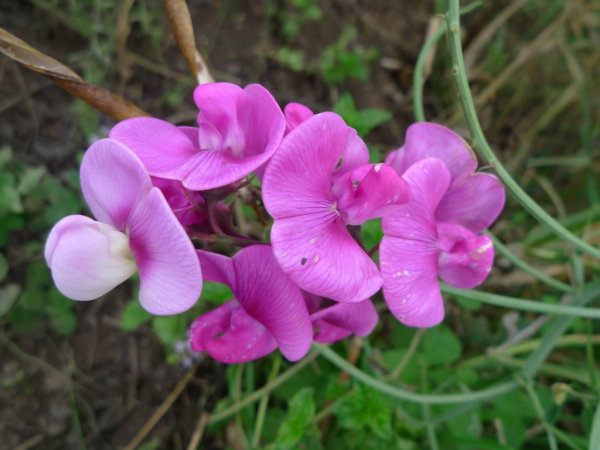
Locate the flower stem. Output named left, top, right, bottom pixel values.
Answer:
left=189, top=232, right=261, bottom=248
left=445, top=0, right=600, bottom=261
left=251, top=353, right=281, bottom=448
left=440, top=283, right=600, bottom=319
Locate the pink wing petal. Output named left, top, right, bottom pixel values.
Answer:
left=45, top=215, right=136, bottom=301
left=284, top=102, right=314, bottom=130
left=382, top=157, right=451, bottom=239
left=128, top=188, right=202, bottom=315
left=331, top=128, right=370, bottom=184
left=435, top=173, right=506, bottom=234
left=437, top=222, right=494, bottom=288
left=271, top=212, right=383, bottom=303
left=380, top=236, right=444, bottom=327
left=336, top=163, right=412, bottom=225
left=80, top=139, right=152, bottom=230
left=190, top=299, right=278, bottom=363
left=231, top=245, right=313, bottom=362
left=388, top=123, right=477, bottom=185
left=310, top=299, right=378, bottom=343
left=109, top=118, right=199, bottom=181
left=197, top=250, right=236, bottom=289
left=263, top=112, right=348, bottom=219
left=178, top=126, right=200, bottom=148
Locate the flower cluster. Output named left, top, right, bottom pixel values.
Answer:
left=45, top=82, right=504, bottom=364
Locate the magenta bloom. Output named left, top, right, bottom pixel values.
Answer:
left=109, top=83, right=286, bottom=190
left=45, top=140, right=202, bottom=315
left=303, top=292, right=378, bottom=343
left=263, top=113, right=411, bottom=303
left=381, top=155, right=503, bottom=327
left=190, top=245, right=313, bottom=363
left=386, top=123, right=505, bottom=233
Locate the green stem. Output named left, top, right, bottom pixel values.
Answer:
left=441, top=283, right=600, bottom=319
left=484, top=231, right=574, bottom=293
left=445, top=0, right=600, bottom=261
left=413, top=1, right=483, bottom=122
left=314, top=343, right=517, bottom=405
left=521, top=377, right=559, bottom=450
left=252, top=353, right=281, bottom=448
left=208, top=351, right=318, bottom=424
left=387, top=328, right=425, bottom=380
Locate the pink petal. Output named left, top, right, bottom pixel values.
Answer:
left=380, top=236, right=444, bottom=327
left=178, top=126, right=200, bottom=148
left=151, top=177, right=190, bottom=212
left=382, top=157, right=451, bottom=239
left=435, top=173, right=506, bottom=234
left=197, top=250, right=236, bottom=288
left=109, top=118, right=199, bottom=181
left=331, top=129, right=370, bottom=184
left=263, top=112, right=348, bottom=220
left=190, top=299, right=277, bottom=364
left=310, top=299, right=379, bottom=343
left=80, top=139, right=152, bottom=230
left=302, top=291, right=322, bottom=314
left=284, top=102, right=314, bottom=130
left=387, top=123, right=477, bottom=185
left=231, top=245, right=313, bottom=361
left=437, top=222, right=494, bottom=288
left=45, top=215, right=136, bottom=301
left=128, top=188, right=202, bottom=315
left=335, top=163, right=412, bottom=225
left=271, top=212, right=383, bottom=303
left=197, top=118, right=224, bottom=152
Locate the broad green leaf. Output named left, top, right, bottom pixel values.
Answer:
left=420, top=324, right=462, bottom=365
left=276, top=47, right=305, bottom=71
left=121, top=298, right=153, bottom=332
left=0, top=283, right=21, bottom=317
left=355, top=108, right=392, bottom=137
left=48, top=286, right=73, bottom=312
left=49, top=309, right=77, bottom=336
left=200, top=281, right=232, bottom=306
left=152, top=315, right=186, bottom=348
left=360, top=219, right=383, bottom=251
left=17, top=166, right=46, bottom=195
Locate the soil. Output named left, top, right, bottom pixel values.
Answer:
left=0, top=1, right=501, bottom=448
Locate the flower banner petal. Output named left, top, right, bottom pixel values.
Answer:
left=310, top=299, right=378, bottom=342
left=284, top=102, right=314, bottom=130
left=272, top=212, right=382, bottom=303
left=197, top=250, right=236, bottom=289
left=231, top=245, right=313, bottom=361
left=387, top=123, right=477, bottom=184
left=109, top=118, right=199, bottom=180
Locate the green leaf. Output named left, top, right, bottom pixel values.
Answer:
left=138, top=438, right=161, bottom=450
left=18, top=166, right=46, bottom=195
left=420, top=324, right=462, bottom=366
left=200, top=281, right=232, bottom=306
left=590, top=401, right=600, bottom=450
left=355, top=109, right=392, bottom=137
left=276, top=47, right=305, bottom=71
left=121, top=297, right=153, bottom=332
left=360, top=219, right=383, bottom=252
left=276, top=387, right=317, bottom=449
left=152, top=315, right=186, bottom=348
left=0, top=251, right=8, bottom=282
left=335, top=384, right=392, bottom=439
left=0, top=181, right=23, bottom=214
left=49, top=309, right=77, bottom=336
left=0, top=283, right=21, bottom=317
left=48, top=286, right=73, bottom=312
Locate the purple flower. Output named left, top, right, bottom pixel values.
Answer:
left=380, top=124, right=505, bottom=327
left=44, top=140, right=202, bottom=315
left=109, top=83, right=286, bottom=190
left=303, top=292, right=379, bottom=343
left=263, top=112, right=411, bottom=303
left=190, top=245, right=313, bottom=363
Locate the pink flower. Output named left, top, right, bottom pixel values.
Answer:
left=109, top=83, right=286, bottom=190
left=303, top=292, right=378, bottom=343
left=44, top=140, right=202, bottom=315
left=263, top=112, right=411, bottom=303
left=386, top=123, right=505, bottom=233
left=190, top=245, right=313, bottom=363
left=381, top=147, right=504, bottom=329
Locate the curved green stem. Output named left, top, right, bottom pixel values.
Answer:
left=314, top=343, right=518, bottom=405
left=413, top=1, right=482, bottom=122
left=441, top=283, right=600, bottom=319
left=484, top=231, right=574, bottom=293
left=445, top=0, right=600, bottom=261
